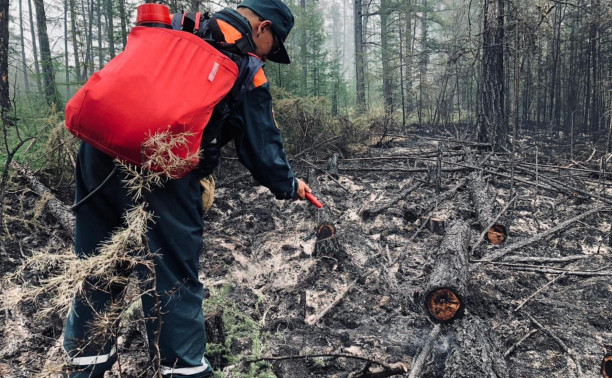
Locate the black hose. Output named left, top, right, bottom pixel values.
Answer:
left=70, top=165, right=119, bottom=212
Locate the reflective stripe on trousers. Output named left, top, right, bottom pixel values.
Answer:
left=66, top=346, right=117, bottom=366
left=161, top=356, right=210, bottom=375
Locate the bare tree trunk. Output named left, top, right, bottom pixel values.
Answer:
left=118, top=0, right=127, bottom=49
left=399, top=17, right=405, bottom=127
left=19, top=0, right=31, bottom=93
left=606, top=99, right=612, bottom=153
left=513, top=18, right=519, bottom=139
left=34, top=0, right=61, bottom=108
left=479, top=0, right=505, bottom=147
left=0, top=0, right=8, bottom=116
left=69, top=0, right=82, bottom=82
left=589, top=0, right=600, bottom=133
left=97, top=0, right=103, bottom=69
left=354, top=0, right=366, bottom=113
left=418, top=0, right=428, bottom=125
left=300, top=0, right=308, bottom=96
left=81, top=0, right=94, bottom=78
left=64, top=0, right=70, bottom=98
left=27, top=0, right=42, bottom=91
left=404, top=1, right=413, bottom=116
left=106, top=0, right=115, bottom=58
left=380, top=0, right=393, bottom=116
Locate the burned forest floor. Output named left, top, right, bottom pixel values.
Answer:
left=1, top=128, right=611, bottom=377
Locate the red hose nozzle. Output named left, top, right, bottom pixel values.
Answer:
left=305, top=192, right=323, bottom=208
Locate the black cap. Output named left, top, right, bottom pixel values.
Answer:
left=238, top=0, right=294, bottom=64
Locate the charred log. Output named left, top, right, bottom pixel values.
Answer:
left=12, top=162, right=75, bottom=238
left=468, top=173, right=507, bottom=245
left=443, top=314, right=509, bottom=378
left=350, top=362, right=409, bottom=378
left=423, top=220, right=471, bottom=323
left=483, top=207, right=602, bottom=262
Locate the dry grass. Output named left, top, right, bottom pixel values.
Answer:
left=1, top=203, right=154, bottom=319
left=273, top=97, right=369, bottom=158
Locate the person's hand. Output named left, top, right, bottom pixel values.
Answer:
left=293, top=178, right=311, bottom=200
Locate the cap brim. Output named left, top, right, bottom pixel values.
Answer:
left=268, top=41, right=290, bottom=64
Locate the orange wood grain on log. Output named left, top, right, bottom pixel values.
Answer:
left=426, top=288, right=462, bottom=322
left=487, top=224, right=507, bottom=245
left=603, top=354, right=612, bottom=378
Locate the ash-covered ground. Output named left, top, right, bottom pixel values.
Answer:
left=1, top=132, right=611, bottom=377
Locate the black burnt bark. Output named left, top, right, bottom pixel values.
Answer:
left=422, top=220, right=471, bottom=323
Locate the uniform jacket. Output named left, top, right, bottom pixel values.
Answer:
left=172, top=9, right=297, bottom=200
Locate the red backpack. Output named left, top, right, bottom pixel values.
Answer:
left=65, top=15, right=238, bottom=177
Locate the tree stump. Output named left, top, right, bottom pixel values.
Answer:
left=468, top=173, right=507, bottom=245
left=443, top=314, right=509, bottom=378
left=422, top=220, right=471, bottom=323
left=602, top=345, right=612, bottom=378
left=427, top=217, right=446, bottom=235
left=327, top=153, right=339, bottom=175
left=314, top=223, right=342, bottom=258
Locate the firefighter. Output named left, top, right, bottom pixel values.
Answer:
left=63, top=1, right=309, bottom=376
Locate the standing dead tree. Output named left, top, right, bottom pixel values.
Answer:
left=422, top=220, right=471, bottom=323
left=479, top=0, right=505, bottom=147
left=0, top=0, right=9, bottom=116
left=34, top=0, right=61, bottom=108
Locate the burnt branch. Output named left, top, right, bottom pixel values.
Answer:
left=481, top=207, right=603, bottom=262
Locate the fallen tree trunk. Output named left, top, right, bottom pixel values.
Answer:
left=422, top=220, right=471, bottom=323
left=468, top=173, right=507, bottom=245
left=12, top=162, right=75, bottom=238
left=481, top=207, right=602, bottom=262
left=443, top=314, right=509, bottom=378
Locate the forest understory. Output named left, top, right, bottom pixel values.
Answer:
left=0, top=126, right=611, bottom=378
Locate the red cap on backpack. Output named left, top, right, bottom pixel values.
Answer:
left=136, top=3, right=171, bottom=26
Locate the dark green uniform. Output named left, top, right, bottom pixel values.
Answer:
left=63, top=7, right=295, bottom=378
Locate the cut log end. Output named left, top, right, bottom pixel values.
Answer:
left=602, top=355, right=612, bottom=378
left=316, top=224, right=336, bottom=241
left=425, top=288, right=463, bottom=323
left=428, top=218, right=445, bottom=235
left=486, top=224, right=508, bottom=245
